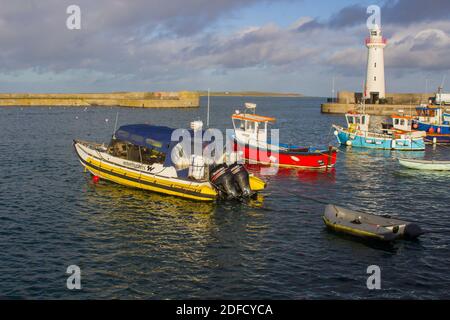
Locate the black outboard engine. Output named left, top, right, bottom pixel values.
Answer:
left=229, top=163, right=252, bottom=197
left=209, top=164, right=239, bottom=199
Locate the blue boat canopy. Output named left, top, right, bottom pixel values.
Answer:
left=115, top=124, right=177, bottom=152
left=114, top=124, right=204, bottom=153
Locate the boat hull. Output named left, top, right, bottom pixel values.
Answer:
left=74, top=141, right=219, bottom=201
left=234, top=140, right=337, bottom=169
left=74, top=140, right=265, bottom=201
left=323, top=204, right=423, bottom=241
left=417, top=121, right=450, bottom=134
left=424, top=133, right=450, bottom=144
left=333, top=125, right=425, bottom=151
left=398, top=158, right=450, bottom=171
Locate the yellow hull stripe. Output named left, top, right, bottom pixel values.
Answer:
left=79, top=154, right=217, bottom=201
left=323, top=217, right=383, bottom=240
left=84, top=163, right=215, bottom=201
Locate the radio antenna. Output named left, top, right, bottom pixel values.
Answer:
left=207, top=88, right=210, bottom=127
left=112, top=110, right=119, bottom=138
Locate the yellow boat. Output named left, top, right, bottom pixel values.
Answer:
left=73, top=124, right=265, bottom=202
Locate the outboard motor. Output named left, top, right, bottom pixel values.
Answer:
left=229, top=163, right=252, bottom=197
left=403, top=223, right=424, bottom=240
left=209, top=164, right=239, bottom=199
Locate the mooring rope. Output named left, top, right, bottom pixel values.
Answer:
left=242, top=189, right=450, bottom=234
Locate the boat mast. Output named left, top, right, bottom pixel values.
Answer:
left=438, top=75, right=446, bottom=125
left=206, top=88, right=210, bottom=127
left=332, top=76, right=335, bottom=102
left=112, top=111, right=119, bottom=138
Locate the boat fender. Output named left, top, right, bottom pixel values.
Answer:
left=92, top=175, right=100, bottom=184
left=437, top=127, right=441, bottom=134
left=346, top=140, right=352, bottom=146
left=209, top=164, right=239, bottom=199
left=334, top=130, right=338, bottom=136
left=229, top=163, right=252, bottom=197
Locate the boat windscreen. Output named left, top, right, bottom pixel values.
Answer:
left=115, top=124, right=175, bottom=153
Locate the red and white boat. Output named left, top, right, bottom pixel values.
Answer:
left=231, top=103, right=337, bottom=169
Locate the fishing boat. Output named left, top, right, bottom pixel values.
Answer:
left=74, top=122, right=266, bottom=202
left=414, top=105, right=450, bottom=144
left=323, top=205, right=424, bottom=242
left=398, top=158, right=450, bottom=171
left=332, top=112, right=425, bottom=150
left=231, top=103, right=337, bottom=169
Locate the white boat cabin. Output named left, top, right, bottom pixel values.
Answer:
left=345, top=113, right=370, bottom=132
left=415, top=105, right=443, bottom=124
left=391, top=115, right=413, bottom=132
left=231, top=104, right=276, bottom=146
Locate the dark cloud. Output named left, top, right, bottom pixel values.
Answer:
left=294, top=19, right=324, bottom=32
left=328, top=5, right=365, bottom=28
left=0, top=0, right=449, bottom=94
left=0, top=0, right=283, bottom=74
left=382, top=0, right=450, bottom=25
left=327, top=0, right=450, bottom=29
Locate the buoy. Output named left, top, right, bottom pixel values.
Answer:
left=437, top=127, right=441, bottom=134
left=428, top=127, right=434, bottom=134
left=92, top=175, right=100, bottom=183
left=346, top=140, right=352, bottom=146
left=433, top=137, right=437, bottom=144
left=333, top=130, right=338, bottom=136
left=413, top=123, right=418, bottom=129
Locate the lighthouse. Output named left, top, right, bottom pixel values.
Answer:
left=364, top=24, right=386, bottom=102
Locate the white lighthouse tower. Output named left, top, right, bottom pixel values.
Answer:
left=364, top=24, right=386, bottom=102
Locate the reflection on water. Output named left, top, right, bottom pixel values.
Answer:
left=340, top=145, right=426, bottom=160
left=82, top=179, right=216, bottom=215
left=246, top=164, right=336, bottom=184
left=322, top=229, right=399, bottom=253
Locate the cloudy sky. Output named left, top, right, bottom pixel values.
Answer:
left=1, top=0, right=450, bottom=96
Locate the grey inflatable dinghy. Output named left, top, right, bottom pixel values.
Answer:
left=323, top=204, right=424, bottom=241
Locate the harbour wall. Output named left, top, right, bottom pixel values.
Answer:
left=321, top=103, right=435, bottom=115
left=0, top=91, right=200, bottom=108
left=321, top=91, right=450, bottom=115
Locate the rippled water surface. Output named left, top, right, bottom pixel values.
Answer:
left=0, top=97, right=449, bottom=299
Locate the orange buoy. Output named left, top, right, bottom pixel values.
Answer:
left=428, top=127, right=435, bottom=134
left=92, top=175, right=100, bottom=183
